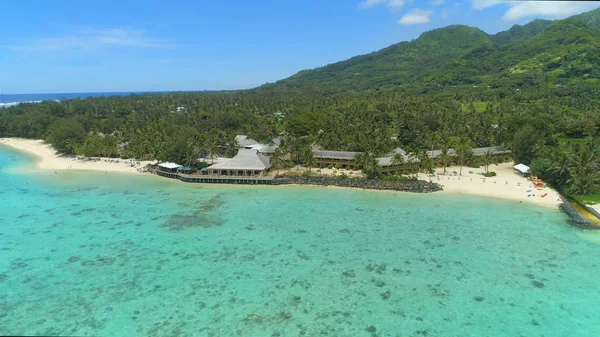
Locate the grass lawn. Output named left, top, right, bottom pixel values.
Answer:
left=461, top=102, right=488, bottom=113
left=573, top=194, right=600, bottom=205
left=556, top=136, right=589, bottom=150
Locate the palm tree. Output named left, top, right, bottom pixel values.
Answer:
left=426, top=132, right=441, bottom=152
left=205, top=136, right=220, bottom=164
left=532, top=139, right=549, bottom=158
left=64, top=140, right=76, bottom=155
left=567, top=144, right=600, bottom=194
left=391, top=153, right=405, bottom=175
left=353, top=152, right=366, bottom=171
left=407, top=150, right=420, bottom=178
left=481, top=150, right=494, bottom=173
left=353, top=152, right=379, bottom=178
left=454, top=137, right=474, bottom=176
left=184, top=141, right=200, bottom=167
left=568, top=165, right=600, bottom=195
left=547, top=150, right=570, bottom=186
left=278, top=135, right=291, bottom=172
left=224, top=133, right=238, bottom=158
left=285, top=136, right=301, bottom=172
left=569, top=144, right=596, bottom=173
left=363, top=152, right=380, bottom=179
left=417, top=147, right=430, bottom=176
left=438, top=147, right=452, bottom=174
left=304, top=147, right=316, bottom=174
left=270, top=148, right=283, bottom=175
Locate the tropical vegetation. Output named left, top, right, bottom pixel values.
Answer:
left=1, top=8, right=599, bottom=198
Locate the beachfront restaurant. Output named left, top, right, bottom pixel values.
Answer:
left=207, top=149, right=271, bottom=177
left=157, top=162, right=183, bottom=173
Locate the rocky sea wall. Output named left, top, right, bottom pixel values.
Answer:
left=558, top=196, right=599, bottom=230
left=275, top=176, right=443, bottom=193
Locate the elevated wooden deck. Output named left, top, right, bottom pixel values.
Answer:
left=157, top=170, right=276, bottom=184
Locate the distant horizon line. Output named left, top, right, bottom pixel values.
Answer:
left=1, top=89, right=243, bottom=96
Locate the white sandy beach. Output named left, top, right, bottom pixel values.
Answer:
left=431, top=163, right=562, bottom=208
left=289, top=163, right=562, bottom=208
left=0, top=138, right=154, bottom=174
left=1, top=138, right=562, bottom=207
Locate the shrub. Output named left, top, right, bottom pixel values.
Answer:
left=483, top=171, right=497, bottom=177
left=339, top=173, right=348, bottom=179
left=302, top=171, right=311, bottom=176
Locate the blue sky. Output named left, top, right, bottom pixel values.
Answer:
left=1, top=0, right=599, bottom=93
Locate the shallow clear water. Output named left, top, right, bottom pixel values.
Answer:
left=1, top=146, right=600, bottom=337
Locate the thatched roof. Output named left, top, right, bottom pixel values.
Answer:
left=208, top=149, right=270, bottom=170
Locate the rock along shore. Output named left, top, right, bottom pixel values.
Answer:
left=558, top=197, right=599, bottom=230
left=275, top=176, right=443, bottom=193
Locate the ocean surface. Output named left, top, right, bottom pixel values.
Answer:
left=0, top=91, right=169, bottom=108
left=1, top=145, right=600, bottom=337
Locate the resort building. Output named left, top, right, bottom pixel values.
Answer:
left=157, top=162, right=183, bottom=173
left=235, top=135, right=260, bottom=148
left=207, top=149, right=271, bottom=177
left=234, top=135, right=282, bottom=155
left=313, top=146, right=512, bottom=171
left=258, top=137, right=282, bottom=155
left=313, top=150, right=359, bottom=166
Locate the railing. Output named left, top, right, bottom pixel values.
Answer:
left=156, top=170, right=275, bottom=184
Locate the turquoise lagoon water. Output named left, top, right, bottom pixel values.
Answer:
left=1, top=146, right=600, bottom=337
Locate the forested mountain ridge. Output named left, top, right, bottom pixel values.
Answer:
left=263, top=10, right=600, bottom=91
left=490, top=19, right=552, bottom=45
left=570, top=7, right=600, bottom=29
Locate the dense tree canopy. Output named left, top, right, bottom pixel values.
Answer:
left=1, top=8, right=599, bottom=196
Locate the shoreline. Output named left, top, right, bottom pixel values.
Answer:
left=429, top=164, right=563, bottom=209
left=0, top=138, right=154, bottom=175
left=1, top=137, right=562, bottom=209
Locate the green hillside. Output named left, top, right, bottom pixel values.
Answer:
left=570, top=7, right=600, bottom=29
left=432, top=20, right=600, bottom=87
left=490, top=19, right=552, bottom=45
left=263, top=12, right=600, bottom=91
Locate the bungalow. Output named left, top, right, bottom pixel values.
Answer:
left=207, top=149, right=271, bottom=177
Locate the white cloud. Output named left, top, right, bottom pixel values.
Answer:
left=429, top=0, right=444, bottom=6
left=399, top=9, right=434, bottom=25
left=502, top=1, right=600, bottom=21
left=471, top=0, right=600, bottom=21
left=361, top=0, right=406, bottom=9
left=3, top=27, right=173, bottom=52
left=471, top=0, right=503, bottom=9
